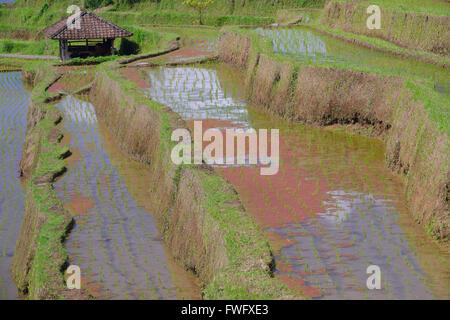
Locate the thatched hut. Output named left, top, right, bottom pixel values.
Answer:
left=42, top=10, right=132, bottom=61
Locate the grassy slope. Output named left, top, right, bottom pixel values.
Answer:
left=304, top=23, right=450, bottom=67
left=331, top=0, right=450, bottom=16
left=236, top=26, right=449, bottom=135
left=322, top=1, right=450, bottom=55
left=11, top=0, right=325, bottom=15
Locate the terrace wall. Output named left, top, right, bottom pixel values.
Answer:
left=12, top=66, right=89, bottom=299
left=88, top=62, right=294, bottom=299
left=217, top=31, right=449, bottom=241
left=321, top=1, right=450, bottom=56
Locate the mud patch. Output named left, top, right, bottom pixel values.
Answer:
left=64, top=194, right=94, bottom=216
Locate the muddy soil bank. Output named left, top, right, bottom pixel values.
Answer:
left=88, top=61, right=294, bottom=299
left=11, top=66, right=90, bottom=299
left=217, top=32, right=449, bottom=241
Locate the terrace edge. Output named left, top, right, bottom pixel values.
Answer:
left=10, top=64, right=90, bottom=299
left=217, top=31, right=449, bottom=242
left=87, top=60, right=296, bottom=299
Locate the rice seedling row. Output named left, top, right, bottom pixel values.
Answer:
left=54, top=95, right=177, bottom=299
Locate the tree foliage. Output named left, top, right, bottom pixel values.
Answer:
left=182, top=0, right=214, bottom=25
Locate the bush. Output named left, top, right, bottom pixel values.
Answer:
left=83, top=0, right=114, bottom=10
left=1, top=39, right=14, bottom=53
left=119, top=37, right=140, bottom=55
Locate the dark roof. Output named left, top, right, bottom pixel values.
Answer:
left=41, top=10, right=132, bottom=40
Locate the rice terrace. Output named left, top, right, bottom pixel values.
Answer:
left=0, top=0, right=448, bottom=308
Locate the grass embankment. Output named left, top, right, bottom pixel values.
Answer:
left=9, top=0, right=326, bottom=17
left=330, top=0, right=450, bottom=16
left=0, top=0, right=324, bottom=56
left=0, top=58, right=88, bottom=299
left=217, top=30, right=449, bottom=241
left=301, top=24, right=450, bottom=68
left=0, top=38, right=58, bottom=56
left=99, top=10, right=274, bottom=27
left=88, top=59, right=295, bottom=299
left=322, top=1, right=450, bottom=56
left=0, top=4, right=181, bottom=57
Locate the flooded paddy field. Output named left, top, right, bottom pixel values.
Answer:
left=54, top=94, right=200, bottom=299
left=255, top=27, right=450, bottom=94
left=0, top=72, right=29, bottom=299
left=142, top=63, right=450, bottom=299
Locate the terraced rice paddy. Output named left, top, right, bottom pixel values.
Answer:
left=146, top=66, right=250, bottom=127
left=54, top=95, right=198, bottom=299
left=48, top=67, right=95, bottom=94
left=0, top=72, right=29, bottom=299
left=142, top=64, right=450, bottom=299
left=255, top=27, right=449, bottom=94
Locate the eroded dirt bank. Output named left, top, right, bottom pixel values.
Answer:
left=217, top=31, right=449, bottom=242
left=88, top=61, right=294, bottom=299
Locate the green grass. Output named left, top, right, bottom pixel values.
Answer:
left=306, top=23, right=450, bottom=67
left=118, top=26, right=178, bottom=54
left=232, top=26, right=449, bottom=135
left=331, top=0, right=450, bottom=16
left=14, top=0, right=324, bottom=16
left=0, top=39, right=58, bottom=56
left=99, top=10, right=274, bottom=27
left=405, top=79, right=450, bottom=136
left=198, top=171, right=292, bottom=299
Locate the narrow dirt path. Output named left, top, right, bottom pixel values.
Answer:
left=0, top=54, right=59, bottom=61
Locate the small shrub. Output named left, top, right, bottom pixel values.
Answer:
left=1, top=39, right=14, bottom=53
left=119, top=38, right=140, bottom=55
left=84, top=0, right=114, bottom=10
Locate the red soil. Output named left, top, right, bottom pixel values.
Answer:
left=48, top=66, right=95, bottom=93
left=139, top=44, right=215, bottom=65
left=47, top=79, right=64, bottom=93
left=120, top=67, right=152, bottom=89
left=65, top=147, right=82, bottom=166
left=278, top=274, right=323, bottom=298
left=65, top=194, right=94, bottom=216
left=183, top=118, right=332, bottom=298
left=160, top=45, right=214, bottom=61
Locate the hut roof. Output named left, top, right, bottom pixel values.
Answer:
left=41, top=10, right=132, bottom=40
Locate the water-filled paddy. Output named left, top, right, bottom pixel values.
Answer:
left=0, top=72, right=29, bottom=299
left=143, top=64, right=450, bottom=299
left=146, top=66, right=250, bottom=127
left=54, top=95, right=200, bottom=299
left=255, top=27, right=449, bottom=94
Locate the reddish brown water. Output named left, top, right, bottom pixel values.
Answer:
left=144, top=64, right=450, bottom=299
